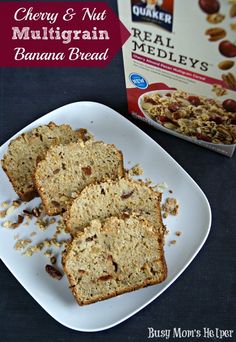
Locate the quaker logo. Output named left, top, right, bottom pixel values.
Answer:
left=131, top=0, right=174, bottom=32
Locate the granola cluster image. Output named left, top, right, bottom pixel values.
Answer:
left=141, top=90, right=236, bottom=145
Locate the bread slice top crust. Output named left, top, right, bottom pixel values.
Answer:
left=66, top=177, right=164, bottom=237
left=62, top=214, right=167, bottom=305
left=1, top=122, right=88, bottom=201
left=34, top=140, right=125, bottom=215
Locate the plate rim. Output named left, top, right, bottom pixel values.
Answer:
left=0, top=101, right=212, bottom=332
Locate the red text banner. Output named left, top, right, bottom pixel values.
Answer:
left=0, top=2, right=130, bottom=67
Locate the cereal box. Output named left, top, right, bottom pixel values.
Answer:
left=117, top=0, right=236, bottom=156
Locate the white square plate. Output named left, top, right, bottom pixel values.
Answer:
left=0, top=102, right=211, bottom=332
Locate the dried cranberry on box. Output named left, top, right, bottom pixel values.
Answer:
left=188, top=96, right=201, bottom=106
left=199, top=0, right=220, bottom=14
left=222, top=99, right=236, bottom=112
left=219, top=41, right=236, bottom=58
left=230, top=117, right=236, bottom=125
left=196, top=133, right=211, bottom=142
left=168, top=103, right=180, bottom=112
left=158, top=116, right=169, bottom=123
left=145, top=98, right=158, bottom=105
left=209, top=116, right=223, bottom=124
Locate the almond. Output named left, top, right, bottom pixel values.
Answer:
left=218, top=60, right=235, bottom=70
left=230, top=4, right=236, bottom=17
left=230, top=23, right=236, bottom=31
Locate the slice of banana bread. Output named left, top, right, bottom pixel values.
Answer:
left=66, top=177, right=164, bottom=237
left=62, top=214, right=167, bottom=305
left=2, top=122, right=88, bottom=201
left=34, top=141, right=125, bottom=215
